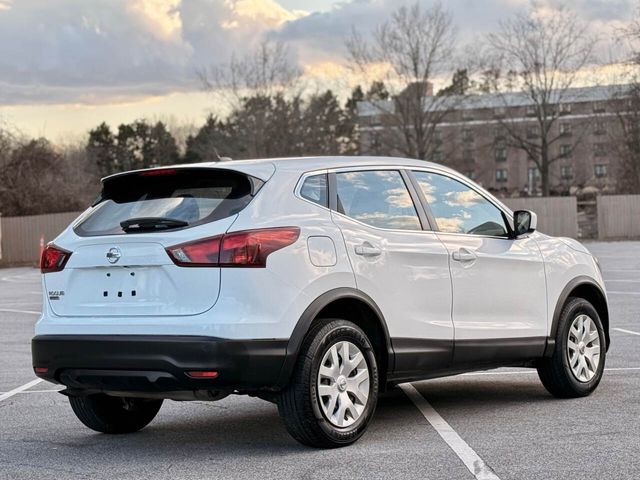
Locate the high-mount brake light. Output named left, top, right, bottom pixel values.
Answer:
left=40, top=245, right=72, bottom=273
left=166, top=227, right=300, bottom=268
left=139, top=168, right=177, bottom=177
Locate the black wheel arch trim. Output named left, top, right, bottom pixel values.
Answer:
left=276, top=287, right=394, bottom=387
left=545, top=275, right=610, bottom=356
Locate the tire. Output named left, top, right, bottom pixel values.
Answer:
left=537, top=297, right=606, bottom=398
left=277, top=318, right=379, bottom=448
left=69, top=394, right=163, bottom=434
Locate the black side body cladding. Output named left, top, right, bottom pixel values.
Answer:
left=545, top=275, right=610, bottom=356
left=277, top=287, right=394, bottom=386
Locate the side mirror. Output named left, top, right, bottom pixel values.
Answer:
left=513, top=210, right=537, bottom=237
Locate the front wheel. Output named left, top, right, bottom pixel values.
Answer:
left=537, top=297, right=606, bottom=398
left=277, top=319, right=379, bottom=448
left=69, top=394, right=163, bottom=434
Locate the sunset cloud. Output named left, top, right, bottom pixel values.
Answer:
left=0, top=0, right=636, bottom=136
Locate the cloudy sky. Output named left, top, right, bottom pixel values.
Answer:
left=0, top=0, right=635, bottom=139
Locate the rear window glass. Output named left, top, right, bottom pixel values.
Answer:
left=75, top=168, right=264, bottom=236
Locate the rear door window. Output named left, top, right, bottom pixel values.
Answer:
left=335, top=170, right=421, bottom=231
left=75, top=168, right=263, bottom=236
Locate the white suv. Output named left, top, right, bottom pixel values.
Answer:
left=32, top=156, right=609, bottom=448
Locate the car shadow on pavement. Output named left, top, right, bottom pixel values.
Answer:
left=65, top=389, right=421, bottom=457
left=412, top=374, right=567, bottom=410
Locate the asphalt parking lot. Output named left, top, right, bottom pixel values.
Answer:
left=1, top=241, right=639, bottom=480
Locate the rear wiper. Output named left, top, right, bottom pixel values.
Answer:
left=120, top=217, right=189, bottom=232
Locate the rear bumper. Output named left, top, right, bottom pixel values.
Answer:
left=31, top=335, right=288, bottom=394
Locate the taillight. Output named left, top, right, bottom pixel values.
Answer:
left=166, top=227, right=300, bottom=268
left=167, top=235, right=223, bottom=267
left=219, top=228, right=300, bottom=267
left=40, top=245, right=72, bottom=273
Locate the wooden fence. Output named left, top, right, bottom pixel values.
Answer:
left=597, top=195, right=640, bottom=240
left=0, top=212, right=81, bottom=266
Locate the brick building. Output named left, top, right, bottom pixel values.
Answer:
left=357, top=84, right=631, bottom=196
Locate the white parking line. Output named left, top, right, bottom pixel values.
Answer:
left=606, top=291, right=640, bottom=296
left=604, top=279, right=640, bottom=283
left=0, top=388, right=63, bottom=395
left=0, top=308, right=41, bottom=315
left=400, top=383, right=500, bottom=480
left=0, top=275, right=40, bottom=284
left=614, top=327, right=640, bottom=336
left=0, top=379, right=43, bottom=402
left=0, top=302, right=43, bottom=306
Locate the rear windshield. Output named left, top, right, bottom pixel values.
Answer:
left=75, top=168, right=264, bottom=236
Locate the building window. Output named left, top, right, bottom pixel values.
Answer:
left=560, top=144, right=572, bottom=157
left=593, top=101, right=606, bottom=113
left=561, top=166, right=573, bottom=179
left=494, top=127, right=506, bottom=141
left=560, top=103, right=572, bottom=115
left=462, top=128, right=474, bottom=142
left=527, top=167, right=540, bottom=192
left=462, top=110, right=474, bottom=121
left=594, top=164, right=608, bottom=177
left=493, top=106, right=506, bottom=117
left=466, top=170, right=476, bottom=180
left=495, top=169, right=508, bottom=182
left=495, top=147, right=507, bottom=161
left=526, top=105, right=536, bottom=116
left=594, top=121, right=606, bottom=135
left=560, top=122, right=572, bottom=136
left=593, top=143, right=607, bottom=157
left=463, top=149, right=474, bottom=162
left=526, top=126, right=538, bottom=139
left=433, top=150, right=444, bottom=163
left=434, top=129, right=443, bottom=143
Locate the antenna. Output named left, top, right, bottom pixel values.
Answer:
left=213, top=148, right=232, bottom=162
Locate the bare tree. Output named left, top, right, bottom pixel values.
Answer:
left=198, top=39, right=304, bottom=158
left=486, top=9, right=596, bottom=195
left=200, top=39, right=302, bottom=109
left=346, top=2, right=458, bottom=160
left=612, top=14, right=640, bottom=193
left=612, top=83, right=640, bottom=193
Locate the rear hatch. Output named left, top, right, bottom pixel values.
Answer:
left=44, top=167, right=264, bottom=317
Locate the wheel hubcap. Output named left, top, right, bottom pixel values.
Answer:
left=317, top=341, right=370, bottom=428
left=567, top=314, right=601, bottom=382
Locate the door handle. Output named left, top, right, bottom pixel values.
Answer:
left=452, top=248, right=477, bottom=263
left=354, top=243, right=382, bottom=257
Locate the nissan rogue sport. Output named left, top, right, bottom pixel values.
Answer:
left=32, top=156, right=609, bottom=448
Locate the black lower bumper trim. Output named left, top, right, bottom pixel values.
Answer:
left=32, top=335, right=288, bottom=393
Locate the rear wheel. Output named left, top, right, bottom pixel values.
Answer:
left=537, top=297, right=606, bottom=398
left=277, top=319, right=379, bottom=448
left=69, top=394, right=163, bottom=434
